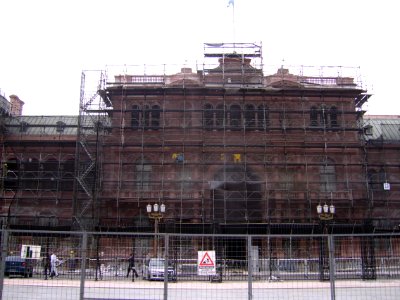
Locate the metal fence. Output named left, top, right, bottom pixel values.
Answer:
left=1, top=229, right=399, bottom=299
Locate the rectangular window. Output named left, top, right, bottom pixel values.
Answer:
left=320, top=165, right=336, bottom=192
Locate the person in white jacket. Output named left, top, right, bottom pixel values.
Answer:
left=50, top=253, right=59, bottom=278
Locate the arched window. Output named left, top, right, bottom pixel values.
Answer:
left=151, top=105, right=160, bottom=129
left=244, top=104, right=256, bottom=130
left=60, top=159, right=75, bottom=191
left=216, top=104, right=226, bottom=129
left=131, top=105, right=140, bottom=128
left=310, top=106, right=318, bottom=127
left=367, top=169, right=380, bottom=192
left=257, top=105, right=269, bottom=130
left=320, top=106, right=328, bottom=128
left=143, top=105, right=151, bottom=128
left=41, top=172, right=58, bottom=190
left=40, top=158, right=59, bottom=190
left=3, top=158, right=19, bottom=190
left=320, top=159, right=336, bottom=192
left=22, top=158, right=40, bottom=190
left=131, top=104, right=161, bottom=130
left=230, top=104, right=242, bottom=130
left=330, top=106, right=339, bottom=127
left=135, top=158, right=152, bottom=191
left=203, top=104, right=214, bottom=130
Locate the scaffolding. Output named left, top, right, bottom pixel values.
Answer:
left=71, top=42, right=387, bottom=233
left=1, top=42, right=400, bottom=236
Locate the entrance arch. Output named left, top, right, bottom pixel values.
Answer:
left=210, top=164, right=263, bottom=223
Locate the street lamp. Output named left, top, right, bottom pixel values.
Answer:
left=316, top=203, right=335, bottom=221
left=317, top=203, right=335, bottom=281
left=146, top=203, right=166, bottom=257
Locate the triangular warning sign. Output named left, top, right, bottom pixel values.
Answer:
left=199, top=252, right=215, bottom=267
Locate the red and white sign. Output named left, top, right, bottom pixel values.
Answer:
left=197, top=250, right=216, bottom=275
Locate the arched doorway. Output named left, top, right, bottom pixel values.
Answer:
left=210, top=164, right=262, bottom=261
left=210, top=164, right=262, bottom=223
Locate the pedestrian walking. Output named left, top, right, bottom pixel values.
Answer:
left=43, top=253, right=51, bottom=280
left=50, top=252, right=59, bottom=278
left=126, top=252, right=139, bottom=281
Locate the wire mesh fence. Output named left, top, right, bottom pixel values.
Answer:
left=1, top=229, right=399, bottom=299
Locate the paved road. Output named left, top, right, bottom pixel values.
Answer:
left=2, top=278, right=400, bottom=300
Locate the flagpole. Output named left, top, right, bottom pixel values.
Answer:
left=232, top=1, right=235, bottom=51
left=228, top=0, right=236, bottom=51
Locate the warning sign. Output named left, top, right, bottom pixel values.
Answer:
left=197, top=251, right=216, bottom=276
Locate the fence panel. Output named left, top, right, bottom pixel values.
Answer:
left=1, top=230, right=83, bottom=300
left=334, top=235, right=400, bottom=300
left=0, top=230, right=399, bottom=300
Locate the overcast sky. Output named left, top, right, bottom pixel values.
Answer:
left=1, top=0, right=399, bottom=116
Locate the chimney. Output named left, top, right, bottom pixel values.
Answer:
left=9, top=95, right=24, bottom=116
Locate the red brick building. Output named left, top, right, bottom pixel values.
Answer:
left=1, top=43, right=400, bottom=240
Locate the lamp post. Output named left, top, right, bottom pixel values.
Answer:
left=317, top=203, right=335, bottom=281
left=146, top=203, right=166, bottom=257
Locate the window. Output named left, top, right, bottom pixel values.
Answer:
left=378, top=168, right=387, bottom=190
left=151, top=105, right=160, bottom=129
left=244, top=104, right=256, bottom=130
left=368, top=168, right=388, bottom=192
left=216, top=104, right=226, bottom=129
left=56, top=121, right=66, bottom=133
left=22, top=158, right=39, bottom=190
left=136, top=159, right=152, bottom=191
left=280, top=112, right=289, bottom=129
left=368, top=169, right=381, bottom=191
left=364, top=125, right=373, bottom=136
left=319, top=106, right=328, bottom=128
left=203, top=104, right=214, bottom=130
left=257, top=105, right=269, bottom=129
left=41, top=172, right=58, bottom=190
left=131, top=104, right=161, bottom=130
left=320, top=159, right=336, bottom=192
left=202, top=103, right=269, bottom=131
left=310, top=106, right=339, bottom=128
left=3, top=159, right=19, bottom=190
left=40, top=159, right=59, bottom=190
left=310, top=107, right=318, bottom=126
left=60, top=159, right=75, bottom=191
left=230, top=104, right=241, bottom=129
left=131, top=105, right=140, bottom=128
left=330, top=106, right=339, bottom=127
left=179, top=167, right=192, bottom=189
left=143, top=105, right=151, bottom=127
left=280, top=170, right=294, bottom=190
left=20, top=121, right=29, bottom=133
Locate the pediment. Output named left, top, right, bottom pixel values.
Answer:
left=268, top=79, right=304, bottom=88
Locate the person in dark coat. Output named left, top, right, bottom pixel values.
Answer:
left=126, top=252, right=139, bottom=281
left=43, top=253, right=51, bottom=280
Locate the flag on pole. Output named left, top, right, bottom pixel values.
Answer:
left=227, top=0, right=234, bottom=7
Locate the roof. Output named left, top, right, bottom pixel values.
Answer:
left=4, top=115, right=79, bottom=136
left=364, top=115, right=400, bottom=143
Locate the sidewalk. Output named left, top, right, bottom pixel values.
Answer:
left=4, top=277, right=400, bottom=289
